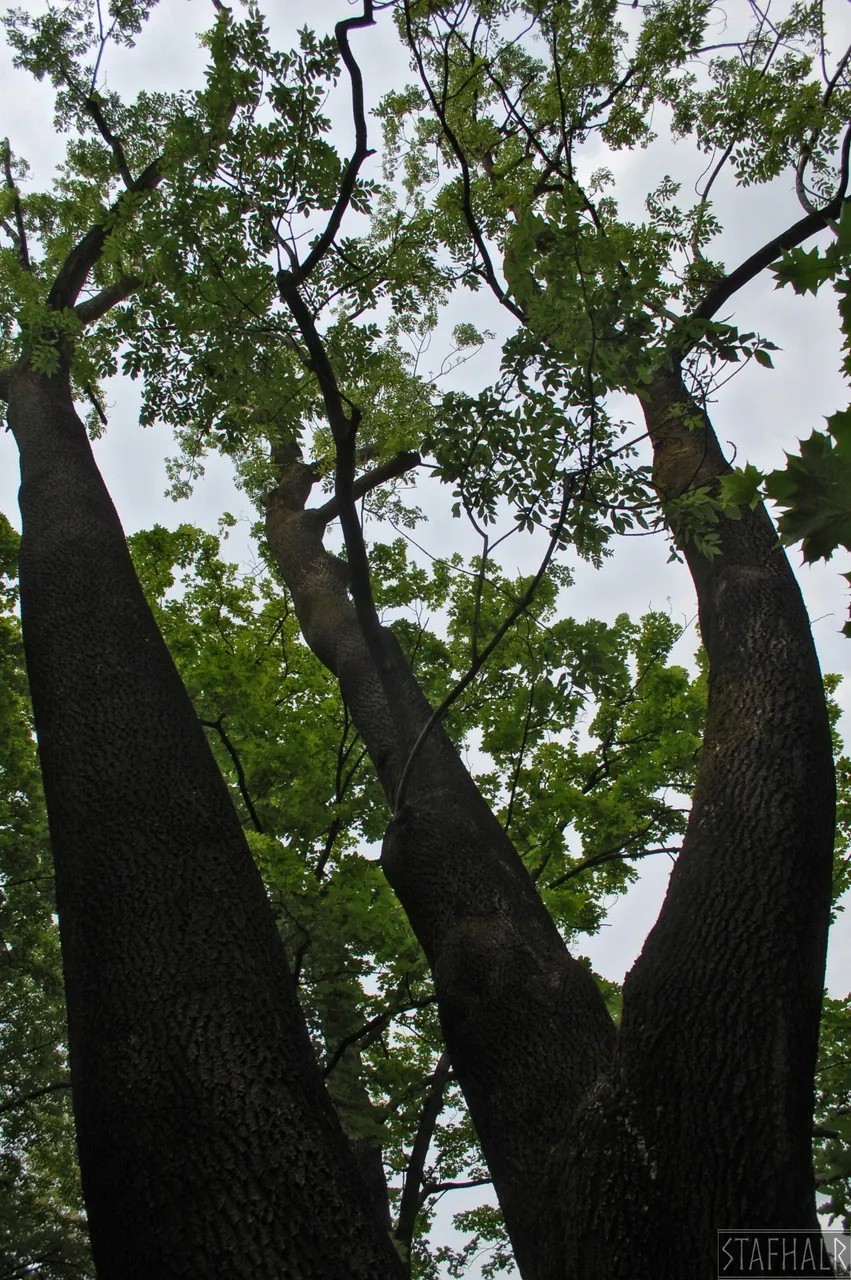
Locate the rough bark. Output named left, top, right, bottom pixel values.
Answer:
left=6, top=361, right=404, bottom=1279
left=560, top=369, right=836, bottom=1278
left=265, top=456, right=617, bottom=1280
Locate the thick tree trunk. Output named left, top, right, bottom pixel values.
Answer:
left=265, top=457, right=617, bottom=1280
left=561, top=370, right=836, bottom=1278
left=6, top=362, right=404, bottom=1279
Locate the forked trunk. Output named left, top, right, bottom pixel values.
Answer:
left=265, top=456, right=616, bottom=1280
left=6, top=362, right=404, bottom=1279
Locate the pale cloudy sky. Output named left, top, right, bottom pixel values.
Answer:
left=1, top=0, right=850, bottom=1001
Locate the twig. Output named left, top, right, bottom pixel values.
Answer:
left=393, top=472, right=575, bottom=816
left=403, top=2, right=525, bottom=324
left=547, top=841, right=679, bottom=892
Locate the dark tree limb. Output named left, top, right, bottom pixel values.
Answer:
left=394, top=1051, right=452, bottom=1266
left=74, top=275, right=143, bottom=326
left=288, top=0, right=375, bottom=287
left=0, top=1080, right=71, bottom=1115
left=47, top=157, right=162, bottom=312
left=200, top=715, right=264, bottom=833
left=323, top=999, right=437, bottom=1080
left=84, top=97, right=134, bottom=189
left=266, top=449, right=616, bottom=1280
left=315, top=450, right=421, bottom=526
left=561, top=370, right=836, bottom=1275
left=676, top=122, right=851, bottom=354
left=2, top=139, right=30, bottom=271
left=7, top=361, right=405, bottom=1277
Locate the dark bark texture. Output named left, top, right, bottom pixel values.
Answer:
left=266, top=360, right=835, bottom=1279
left=7, top=362, right=404, bottom=1279
left=560, top=371, right=836, bottom=1278
left=265, top=458, right=617, bottom=1280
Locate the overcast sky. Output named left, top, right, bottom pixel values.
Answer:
left=1, top=0, right=850, bottom=1002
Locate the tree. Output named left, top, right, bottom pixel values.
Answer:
left=0, top=6, right=407, bottom=1275
left=0, top=0, right=848, bottom=1277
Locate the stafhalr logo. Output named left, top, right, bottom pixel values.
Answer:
left=717, top=1231, right=851, bottom=1277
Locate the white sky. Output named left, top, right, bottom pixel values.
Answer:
left=1, top=0, right=850, bottom=1000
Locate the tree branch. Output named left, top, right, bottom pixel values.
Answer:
left=315, top=451, right=421, bottom=525
left=276, top=273, right=386, bottom=681
left=393, top=472, right=575, bottom=815
left=421, top=1176, right=492, bottom=1197
left=402, top=3, right=525, bottom=324
left=47, top=156, right=162, bottom=312
left=200, top=715, right=263, bottom=833
left=394, top=1050, right=452, bottom=1264
left=289, top=0, right=375, bottom=286
left=74, top=274, right=142, bottom=325
left=677, top=124, right=851, bottom=355
left=547, top=838, right=678, bottom=892
left=2, top=139, right=29, bottom=271
left=323, top=999, right=436, bottom=1079
left=0, top=1079, right=71, bottom=1115
left=85, top=96, right=134, bottom=189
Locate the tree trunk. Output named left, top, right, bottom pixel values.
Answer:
left=6, top=361, right=404, bottom=1279
left=265, top=454, right=616, bottom=1280
left=560, top=369, right=836, bottom=1278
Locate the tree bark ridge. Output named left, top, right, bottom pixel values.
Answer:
left=561, top=369, right=835, bottom=1278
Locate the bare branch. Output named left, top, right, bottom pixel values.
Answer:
left=200, top=716, right=264, bottom=833
left=2, top=139, right=30, bottom=271
left=315, top=450, right=421, bottom=525
left=395, top=1051, right=452, bottom=1261
left=85, top=96, right=134, bottom=188
left=289, top=1, right=375, bottom=286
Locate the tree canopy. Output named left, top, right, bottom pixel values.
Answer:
left=1, top=0, right=851, bottom=1275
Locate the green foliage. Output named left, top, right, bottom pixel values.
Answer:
left=815, top=994, right=851, bottom=1230
left=2, top=0, right=851, bottom=1266
left=0, top=515, right=92, bottom=1276
left=720, top=414, right=851, bottom=630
